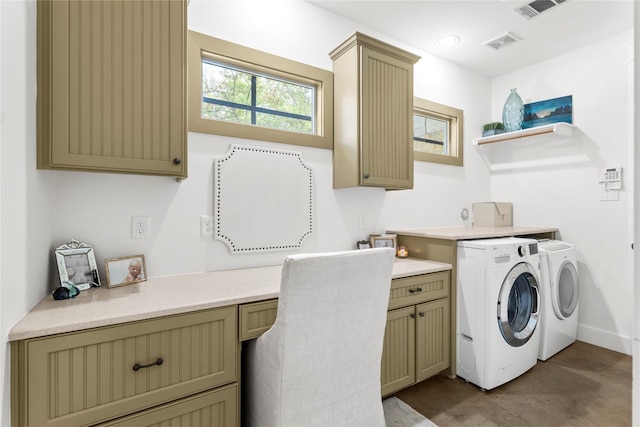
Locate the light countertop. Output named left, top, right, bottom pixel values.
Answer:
left=9, top=257, right=451, bottom=341
left=386, top=225, right=558, bottom=241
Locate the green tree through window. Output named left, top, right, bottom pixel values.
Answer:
left=202, top=60, right=314, bottom=134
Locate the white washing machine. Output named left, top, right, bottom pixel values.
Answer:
left=457, top=237, right=541, bottom=390
left=537, top=240, right=579, bottom=361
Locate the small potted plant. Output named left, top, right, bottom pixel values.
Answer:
left=482, top=122, right=505, bottom=137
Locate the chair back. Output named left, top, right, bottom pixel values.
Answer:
left=244, top=248, right=396, bottom=427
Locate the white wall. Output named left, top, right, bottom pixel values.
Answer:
left=632, top=3, right=639, bottom=425
left=0, top=0, right=633, bottom=425
left=490, top=30, right=634, bottom=354
left=0, top=1, right=56, bottom=424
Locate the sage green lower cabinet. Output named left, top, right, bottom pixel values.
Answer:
left=415, top=298, right=450, bottom=382
left=381, top=305, right=416, bottom=395
left=236, top=272, right=451, bottom=398
left=97, top=385, right=238, bottom=427
left=381, top=271, right=450, bottom=396
left=11, top=306, right=238, bottom=427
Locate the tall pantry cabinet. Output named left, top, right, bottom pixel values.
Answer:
left=330, top=32, right=420, bottom=190
left=37, top=0, right=187, bottom=178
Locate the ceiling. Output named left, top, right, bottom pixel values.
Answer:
left=307, top=0, right=634, bottom=78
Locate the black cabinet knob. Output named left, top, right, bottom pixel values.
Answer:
left=173, top=158, right=181, bottom=165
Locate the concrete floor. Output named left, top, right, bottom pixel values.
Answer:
left=393, top=341, right=631, bottom=427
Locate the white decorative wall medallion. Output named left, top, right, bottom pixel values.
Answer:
left=213, top=144, right=313, bottom=253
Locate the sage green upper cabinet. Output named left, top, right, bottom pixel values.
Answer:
left=37, top=0, right=187, bottom=178
left=330, top=32, right=420, bottom=190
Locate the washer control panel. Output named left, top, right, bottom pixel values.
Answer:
left=516, top=242, right=538, bottom=257
left=489, top=240, right=539, bottom=264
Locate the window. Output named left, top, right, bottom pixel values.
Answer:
left=413, top=97, right=463, bottom=166
left=188, top=31, right=333, bottom=150
left=202, top=60, right=315, bottom=133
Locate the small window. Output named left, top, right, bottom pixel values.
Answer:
left=188, top=31, right=333, bottom=150
left=413, top=97, right=463, bottom=166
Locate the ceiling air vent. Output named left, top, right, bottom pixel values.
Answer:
left=482, top=32, right=521, bottom=50
left=514, top=0, right=567, bottom=20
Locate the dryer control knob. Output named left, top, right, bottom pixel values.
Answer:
left=517, top=245, right=526, bottom=257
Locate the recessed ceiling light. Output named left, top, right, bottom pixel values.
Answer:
left=436, top=35, right=460, bottom=49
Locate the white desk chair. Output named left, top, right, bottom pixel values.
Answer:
left=243, top=248, right=396, bottom=427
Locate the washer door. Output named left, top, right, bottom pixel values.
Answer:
left=551, top=261, right=579, bottom=319
left=497, top=262, right=540, bottom=347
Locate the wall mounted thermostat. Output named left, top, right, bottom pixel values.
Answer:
left=598, top=167, right=622, bottom=201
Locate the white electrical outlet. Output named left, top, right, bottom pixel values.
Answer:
left=200, top=215, right=214, bottom=236
left=131, top=216, right=149, bottom=239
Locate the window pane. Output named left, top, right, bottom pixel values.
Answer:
left=255, top=113, right=313, bottom=133
left=414, top=114, right=449, bottom=155
left=255, top=76, right=313, bottom=117
left=202, top=62, right=251, bottom=106
left=201, top=60, right=314, bottom=134
left=412, top=97, right=463, bottom=166
left=203, top=102, right=251, bottom=125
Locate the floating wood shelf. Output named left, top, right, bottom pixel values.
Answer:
left=473, top=122, right=575, bottom=146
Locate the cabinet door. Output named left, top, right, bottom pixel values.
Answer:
left=381, top=306, right=415, bottom=396
left=13, top=307, right=236, bottom=427
left=37, top=0, right=187, bottom=177
left=415, top=298, right=450, bottom=382
left=360, top=45, right=414, bottom=189
left=98, top=385, right=238, bottom=427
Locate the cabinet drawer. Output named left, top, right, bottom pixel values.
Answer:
left=98, top=384, right=238, bottom=427
left=239, top=299, right=278, bottom=341
left=13, top=306, right=237, bottom=427
left=388, top=271, right=449, bottom=310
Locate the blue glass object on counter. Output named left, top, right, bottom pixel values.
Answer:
left=63, top=280, right=80, bottom=298
left=502, top=88, right=524, bottom=132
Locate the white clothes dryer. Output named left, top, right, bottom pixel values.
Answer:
left=457, top=237, right=541, bottom=390
left=537, top=240, right=579, bottom=361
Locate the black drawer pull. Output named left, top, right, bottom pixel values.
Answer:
left=133, top=358, right=163, bottom=371
left=408, top=287, right=423, bottom=294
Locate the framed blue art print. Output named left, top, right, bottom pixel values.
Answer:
left=522, top=95, right=573, bottom=129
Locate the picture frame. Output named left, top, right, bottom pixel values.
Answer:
left=369, top=234, right=397, bottom=250
left=356, top=240, right=371, bottom=249
left=55, top=239, right=100, bottom=291
left=105, top=254, right=147, bottom=288
left=522, top=95, right=573, bottom=129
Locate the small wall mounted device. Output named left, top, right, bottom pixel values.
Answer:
left=598, top=167, right=622, bottom=201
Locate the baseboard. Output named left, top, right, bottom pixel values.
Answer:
left=577, top=324, right=632, bottom=355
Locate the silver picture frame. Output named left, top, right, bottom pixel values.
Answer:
left=55, top=239, right=100, bottom=291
